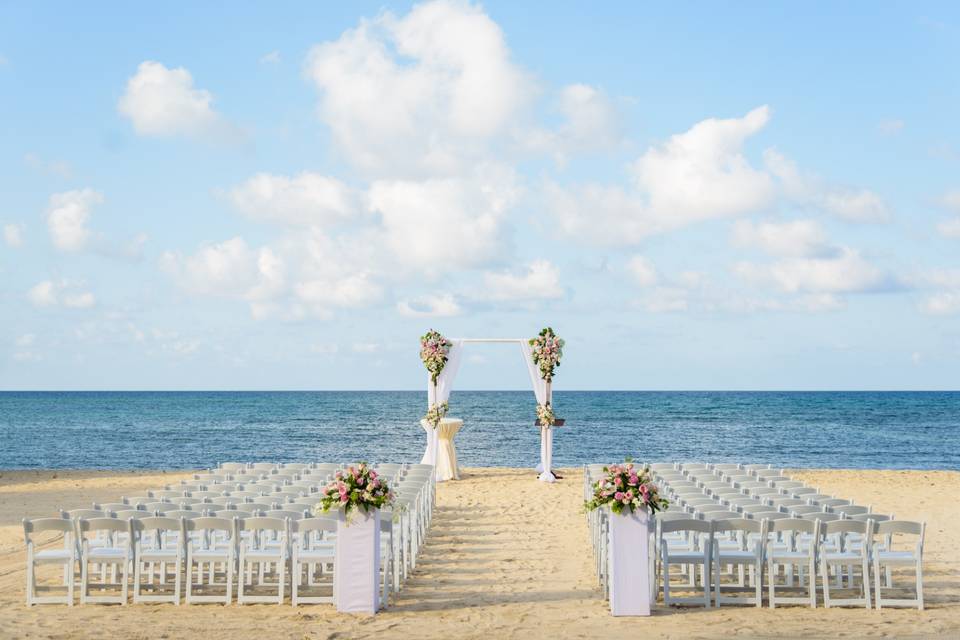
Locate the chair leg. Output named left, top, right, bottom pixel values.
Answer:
left=26, top=558, right=35, bottom=606
left=873, top=556, right=882, bottom=610
left=767, top=557, right=776, bottom=609
left=754, top=559, right=762, bottom=607
left=862, top=557, right=871, bottom=609
left=808, top=556, right=816, bottom=608
left=820, top=557, right=830, bottom=608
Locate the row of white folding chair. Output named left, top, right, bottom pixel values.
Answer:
left=24, top=515, right=392, bottom=608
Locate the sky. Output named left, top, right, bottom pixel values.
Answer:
left=1, top=1, right=959, bottom=391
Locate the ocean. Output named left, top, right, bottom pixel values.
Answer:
left=0, top=391, right=957, bottom=470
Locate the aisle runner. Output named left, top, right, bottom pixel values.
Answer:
left=380, top=468, right=602, bottom=629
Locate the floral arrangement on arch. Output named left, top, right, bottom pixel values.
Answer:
left=529, top=327, right=564, bottom=382
left=420, top=329, right=453, bottom=384
left=584, top=461, right=669, bottom=516
left=536, top=403, right=555, bottom=428
left=316, top=463, right=395, bottom=519
left=425, top=401, right=449, bottom=428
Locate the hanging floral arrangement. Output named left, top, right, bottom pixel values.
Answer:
left=420, top=329, right=453, bottom=384
left=529, top=327, right=564, bottom=382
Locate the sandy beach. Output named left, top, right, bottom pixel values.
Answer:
left=1, top=467, right=957, bottom=639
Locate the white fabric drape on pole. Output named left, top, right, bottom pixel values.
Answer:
left=422, top=340, right=464, bottom=467
left=520, top=341, right=555, bottom=482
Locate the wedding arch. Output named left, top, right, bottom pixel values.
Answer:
left=418, top=331, right=565, bottom=483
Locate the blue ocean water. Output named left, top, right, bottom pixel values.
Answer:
left=0, top=391, right=957, bottom=470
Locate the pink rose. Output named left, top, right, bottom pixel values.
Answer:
left=614, top=492, right=624, bottom=501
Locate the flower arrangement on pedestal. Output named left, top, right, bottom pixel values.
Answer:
left=425, top=401, right=449, bottom=428
left=317, top=463, right=395, bottom=519
left=584, top=461, right=669, bottom=515
left=536, top=403, right=555, bottom=428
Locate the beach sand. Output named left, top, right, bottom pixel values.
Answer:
left=0, top=467, right=957, bottom=639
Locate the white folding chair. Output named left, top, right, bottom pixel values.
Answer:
left=78, top=518, right=131, bottom=604
left=820, top=519, right=873, bottom=608
left=132, top=516, right=185, bottom=604
left=872, top=520, right=924, bottom=610
left=184, top=517, right=236, bottom=604
left=712, top=518, right=767, bottom=607
left=661, top=519, right=713, bottom=607
left=290, top=518, right=336, bottom=606
left=24, top=518, right=76, bottom=605
left=237, top=517, right=288, bottom=604
left=766, top=518, right=819, bottom=608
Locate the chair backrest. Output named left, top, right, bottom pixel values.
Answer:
left=712, top=517, right=765, bottom=535
left=789, top=487, right=818, bottom=496
left=818, top=498, right=852, bottom=508
left=852, top=513, right=891, bottom=523
left=832, top=504, right=869, bottom=516
left=185, top=516, right=236, bottom=533
left=78, top=517, right=129, bottom=536
left=695, top=505, right=731, bottom=514
left=875, top=520, right=923, bottom=537
left=236, top=502, right=273, bottom=513
left=744, top=511, right=783, bottom=520
left=62, top=508, right=107, bottom=520
left=266, top=509, right=307, bottom=520
left=172, top=497, right=203, bottom=506
left=291, top=517, right=338, bottom=536
left=24, top=517, right=74, bottom=542
left=237, top=516, right=287, bottom=533
left=210, top=509, right=243, bottom=518
left=822, top=519, right=871, bottom=536
left=114, top=510, right=151, bottom=520
left=660, top=518, right=712, bottom=535
left=802, top=512, right=841, bottom=522
left=767, top=517, right=819, bottom=535
left=123, top=496, right=152, bottom=506
left=160, top=509, right=198, bottom=519
left=788, top=506, right=824, bottom=516
left=93, top=502, right=129, bottom=512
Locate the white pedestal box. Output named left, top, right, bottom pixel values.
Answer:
left=607, top=508, right=651, bottom=616
left=334, top=508, right=381, bottom=614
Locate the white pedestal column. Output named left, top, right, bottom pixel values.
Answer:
left=607, top=508, right=651, bottom=616
left=537, top=426, right=555, bottom=482
left=419, top=421, right=438, bottom=466
left=334, top=509, right=381, bottom=614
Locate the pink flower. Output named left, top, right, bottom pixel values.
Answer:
left=628, top=473, right=639, bottom=486
left=614, top=492, right=624, bottom=501
left=614, top=476, right=623, bottom=487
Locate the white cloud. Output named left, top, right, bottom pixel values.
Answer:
left=24, top=152, right=73, bottom=179
left=923, top=292, right=960, bottom=315
left=46, top=189, right=102, bottom=252
left=641, top=287, right=688, bottom=313
left=520, top=84, right=621, bottom=163
left=305, top=0, right=530, bottom=175
left=941, top=190, right=960, bottom=212
left=227, top=172, right=358, bottom=227
left=118, top=61, right=232, bottom=139
left=352, top=342, right=379, bottom=353
left=0, top=54, right=8, bottom=66
left=878, top=119, right=904, bottom=135
left=397, top=293, right=462, bottom=317
left=734, top=247, right=887, bottom=294
left=259, top=51, right=281, bottom=65
left=937, top=218, right=960, bottom=239
left=731, top=219, right=838, bottom=258
left=3, top=223, right=24, bottom=248
left=27, top=280, right=96, bottom=309
left=160, top=236, right=284, bottom=300
left=369, top=165, right=519, bottom=272
left=15, top=333, right=35, bottom=348
left=546, top=106, right=776, bottom=244
left=626, top=255, right=657, bottom=287
left=764, top=150, right=890, bottom=223
left=480, top=260, right=563, bottom=301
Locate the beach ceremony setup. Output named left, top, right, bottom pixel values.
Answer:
left=3, top=1, right=960, bottom=638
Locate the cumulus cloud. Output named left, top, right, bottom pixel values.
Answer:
left=764, top=150, right=889, bottom=223
left=520, top=83, right=622, bottom=163
left=368, top=165, right=519, bottom=273
left=922, top=292, right=960, bottom=315
left=160, top=237, right=285, bottom=300
left=936, top=190, right=960, bottom=238
left=397, top=293, right=462, bottom=317
left=27, top=280, right=96, bottom=309
left=734, top=248, right=888, bottom=294
left=305, top=0, right=530, bottom=175
left=877, top=119, right=904, bottom=135
left=259, top=51, right=281, bottom=65
left=3, top=223, right=24, bottom=248
left=227, top=172, right=358, bottom=227
left=546, top=106, right=776, bottom=244
left=731, top=219, right=838, bottom=258
left=24, top=152, right=73, bottom=179
left=46, top=189, right=102, bottom=252
left=118, top=61, right=235, bottom=139
left=626, top=255, right=657, bottom=287
left=480, top=260, right=563, bottom=301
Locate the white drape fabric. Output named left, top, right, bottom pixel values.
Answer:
left=435, top=419, right=462, bottom=481
left=608, top=509, right=651, bottom=616
left=519, top=341, right=548, bottom=405
left=334, top=509, right=381, bottom=613
left=427, top=340, right=464, bottom=406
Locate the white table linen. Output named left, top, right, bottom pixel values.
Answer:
left=419, top=418, right=463, bottom=481
left=334, top=508, right=381, bottom=614
left=607, top=508, right=651, bottom=616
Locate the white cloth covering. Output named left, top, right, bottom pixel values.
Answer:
left=607, top=508, right=651, bottom=616
left=420, top=418, right=462, bottom=481
left=521, top=341, right=555, bottom=482
left=427, top=340, right=464, bottom=407
left=334, top=508, right=381, bottom=614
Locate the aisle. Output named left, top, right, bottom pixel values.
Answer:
left=369, top=467, right=603, bottom=634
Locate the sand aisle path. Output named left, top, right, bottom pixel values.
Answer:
left=0, top=467, right=958, bottom=639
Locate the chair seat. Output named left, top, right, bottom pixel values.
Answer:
left=244, top=548, right=285, bottom=560
left=666, top=551, right=708, bottom=563
left=716, top=549, right=759, bottom=561
left=298, top=549, right=335, bottom=561
left=876, top=550, right=917, bottom=563
left=823, top=551, right=862, bottom=562
left=769, top=550, right=811, bottom=561
left=87, top=547, right=128, bottom=560
left=139, top=548, right=179, bottom=560
left=35, top=549, right=73, bottom=561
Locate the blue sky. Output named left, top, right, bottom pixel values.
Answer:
left=1, top=1, right=959, bottom=390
